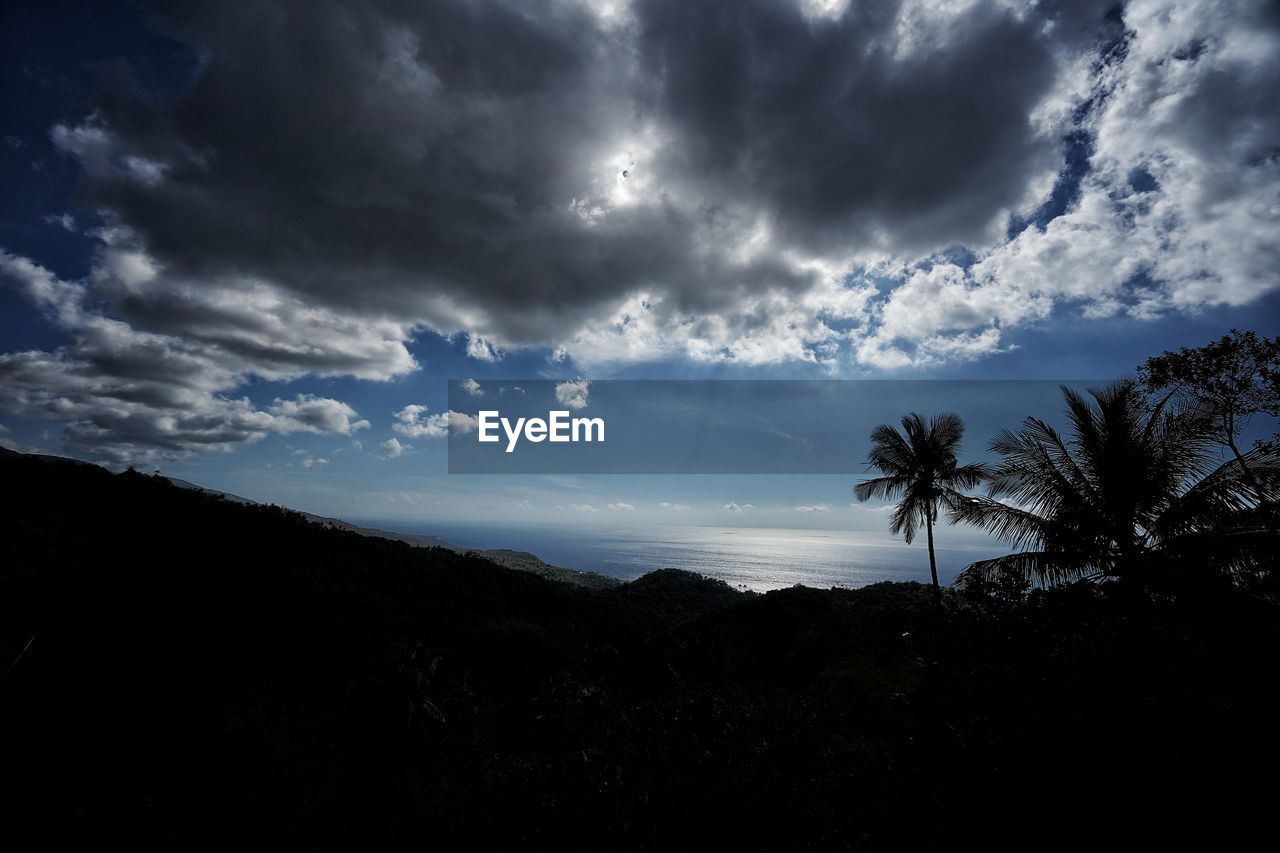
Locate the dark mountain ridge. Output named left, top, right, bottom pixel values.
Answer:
left=155, top=460, right=621, bottom=589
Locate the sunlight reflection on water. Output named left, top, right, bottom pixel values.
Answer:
left=388, top=523, right=1003, bottom=592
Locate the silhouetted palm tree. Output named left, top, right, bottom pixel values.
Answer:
left=854, top=413, right=988, bottom=600
left=952, top=381, right=1279, bottom=588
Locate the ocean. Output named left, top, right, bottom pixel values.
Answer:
left=363, top=521, right=1005, bottom=593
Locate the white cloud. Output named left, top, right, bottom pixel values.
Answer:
left=798, top=0, right=850, bottom=23
left=607, top=501, right=635, bottom=511
left=44, top=213, right=76, bottom=232
left=0, top=335, right=372, bottom=465
left=975, top=2, right=1280, bottom=318
left=447, top=410, right=479, bottom=434
left=466, top=334, right=501, bottom=362
left=552, top=276, right=874, bottom=371
left=379, top=437, right=406, bottom=458
left=393, top=404, right=478, bottom=438
left=659, top=501, right=690, bottom=511
left=553, top=502, right=600, bottom=513
left=555, top=378, right=590, bottom=410
left=392, top=404, right=449, bottom=439
left=300, top=455, right=328, bottom=469
left=794, top=504, right=831, bottom=513
left=0, top=249, right=400, bottom=463
left=855, top=263, right=1040, bottom=368
left=268, top=395, right=370, bottom=435
left=849, top=0, right=1280, bottom=366
left=460, top=377, right=483, bottom=397
left=723, top=501, right=754, bottom=513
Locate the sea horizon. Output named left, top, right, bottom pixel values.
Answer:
left=352, top=519, right=1005, bottom=592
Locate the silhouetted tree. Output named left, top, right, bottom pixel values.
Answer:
left=854, top=413, right=987, bottom=600
left=952, top=381, right=1280, bottom=588
left=1139, top=330, right=1280, bottom=497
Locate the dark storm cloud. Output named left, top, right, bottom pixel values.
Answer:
left=66, top=0, right=700, bottom=341
left=57, top=0, right=1092, bottom=340
left=631, top=0, right=1063, bottom=254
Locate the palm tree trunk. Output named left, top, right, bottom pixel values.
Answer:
left=925, top=509, right=941, bottom=602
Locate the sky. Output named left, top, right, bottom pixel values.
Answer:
left=1, top=0, right=1279, bottom=539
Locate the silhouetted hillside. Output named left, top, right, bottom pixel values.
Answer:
left=2, top=449, right=1278, bottom=849
left=157, top=465, right=621, bottom=589
left=460, top=547, right=621, bottom=590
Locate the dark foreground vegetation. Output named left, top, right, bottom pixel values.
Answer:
left=3, top=448, right=1279, bottom=849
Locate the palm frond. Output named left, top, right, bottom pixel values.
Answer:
left=956, top=551, right=1097, bottom=587
left=854, top=475, right=907, bottom=503
left=1155, top=445, right=1280, bottom=538
left=955, top=380, right=1278, bottom=588
left=946, top=494, right=1048, bottom=551
left=943, top=462, right=990, bottom=491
